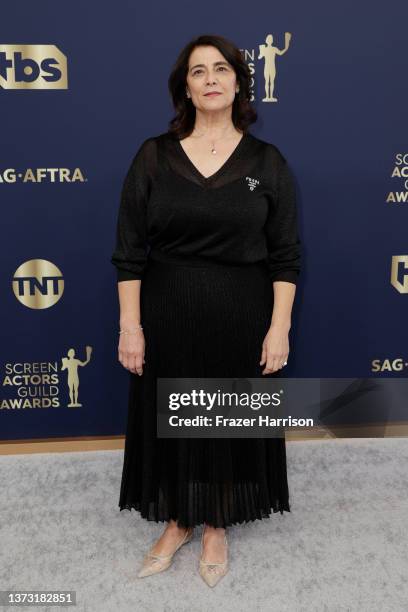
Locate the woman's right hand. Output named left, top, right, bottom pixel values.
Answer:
left=118, top=328, right=145, bottom=376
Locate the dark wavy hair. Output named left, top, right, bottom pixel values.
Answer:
left=167, top=34, right=257, bottom=140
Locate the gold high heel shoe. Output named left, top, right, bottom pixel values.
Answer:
left=137, top=527, right=194, bottom=578
left=199, top=528, right=229, bottom=587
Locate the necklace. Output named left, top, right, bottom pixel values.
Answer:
left=191, top=126, right=241, bottom=155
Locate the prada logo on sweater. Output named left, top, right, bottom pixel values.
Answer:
left=245, top=176, right=260, bottom=191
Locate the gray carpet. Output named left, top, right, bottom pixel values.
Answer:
left=1, top=438, right=408, bottom=612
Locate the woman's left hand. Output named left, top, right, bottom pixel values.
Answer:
left=259, top=325, right=290, bottom=374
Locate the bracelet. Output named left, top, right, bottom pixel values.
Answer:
left=119, top=325, right=143, bottom=334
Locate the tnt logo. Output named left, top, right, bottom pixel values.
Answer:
left=13, top=259, right=64, bottom=309
left=0, top=45, right=68, bottom=89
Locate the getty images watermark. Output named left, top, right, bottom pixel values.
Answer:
left=157, top=377, right=314, bottom=438
left=156, top=377, right=408, bottom=438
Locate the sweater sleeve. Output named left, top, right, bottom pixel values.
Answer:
left=110, top=139, right=152, bottom=282
left=264, top=155, right=301, bottom=285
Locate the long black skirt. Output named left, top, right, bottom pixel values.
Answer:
left=118, top=248, right=290, bottom=529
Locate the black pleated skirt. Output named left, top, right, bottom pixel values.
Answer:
left=118, top=248, right=290, bottom=528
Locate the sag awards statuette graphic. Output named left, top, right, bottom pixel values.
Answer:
left=258, top=32, right=292, bottom=102
left=13, top=259, right=64, bottom=309
left=61, top=346, right=92, bottom=408
left=0, top=44, right=68, bottom=89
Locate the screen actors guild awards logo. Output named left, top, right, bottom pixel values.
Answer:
left=387, top=153, right=408, bottom=204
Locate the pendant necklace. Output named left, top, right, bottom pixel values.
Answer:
left=192, top=126, right=239, bottom=155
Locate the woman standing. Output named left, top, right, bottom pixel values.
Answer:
left=111, top=34, right=301, bottom=587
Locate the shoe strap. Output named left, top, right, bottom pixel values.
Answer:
left=146, top=551, right=173, bottom=560
left=146, top=529, right=192, bottom=560
left=200, top=559, right=228, bottom=566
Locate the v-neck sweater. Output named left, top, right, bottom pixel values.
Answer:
left=111, top=130, right=302, bottom=284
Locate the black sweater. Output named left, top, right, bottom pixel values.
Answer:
left=111, top=131, right=301, bottom=284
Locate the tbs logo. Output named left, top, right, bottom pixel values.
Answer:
left=0, top=45, right=68, bottom=89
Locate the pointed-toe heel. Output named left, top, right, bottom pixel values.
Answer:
left=137, top=527, right=194, bottom=578
left=199, top=529, right=229, bottom=587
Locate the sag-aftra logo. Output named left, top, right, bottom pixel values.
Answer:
left=0, top=44, right=68, bottom=89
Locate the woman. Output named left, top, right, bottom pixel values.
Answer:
left=111, top=33, right=301, bottom=588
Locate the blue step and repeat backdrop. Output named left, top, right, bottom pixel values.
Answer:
left=1, top=1, right=407, bottom=441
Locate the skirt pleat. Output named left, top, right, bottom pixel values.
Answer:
left=118, top=249, right=290, bottom=528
